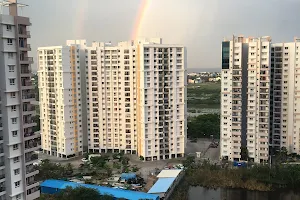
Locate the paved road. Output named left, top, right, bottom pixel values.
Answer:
left=185, top=138, right=220, bottom=161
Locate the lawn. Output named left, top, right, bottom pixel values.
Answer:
left=187, top=82, right=221, bottom=110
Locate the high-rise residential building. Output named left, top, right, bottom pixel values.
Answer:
left=86, top=38, right=186, bottom=161
left=221, top=35, right=300, bottom=163
left=270, top=39, right=300, bottom=154
left=39, top=38, right=187, bottom=161
left=0, top=0, right=40, bottom=199
left=221, top=35, right=271, bottom=163
left=38, top=40, right=87, bottom=158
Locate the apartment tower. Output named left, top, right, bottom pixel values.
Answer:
left=0, top=0, right=40, bottom=199
left=38, top=40, right=87, bottom=158
left=270, top=39, right=300, bottom=154
left=221, top=35, right=271, bottom=163
left=86, top=38, right=187, bottom=161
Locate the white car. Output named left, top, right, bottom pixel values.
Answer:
left=33, top=159, right=42, bottom=166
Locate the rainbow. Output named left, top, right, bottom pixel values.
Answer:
left=131, top=0, right=151, bottom=40
left=75, top=0, right=88, bottom=39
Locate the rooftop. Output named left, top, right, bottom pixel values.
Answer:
left=41, top=179, right=159, bottom=200
left=148, top=178, right=176, bottom=194
left=156, top=169, right=182, bottom=178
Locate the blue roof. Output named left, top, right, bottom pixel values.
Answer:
left=41, top=179, right=159, bottom=200
left=148, top=177, right=176, bottom=194
left=121, top=173, right=136, bottom=180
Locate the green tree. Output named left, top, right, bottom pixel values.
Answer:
left=183, top=156, right=195, bottom=167
left=187, top=114, right=220, bottom=139
left=241, top=147, right=249, bottom=161
left=43, top=186, right=114, bottom=200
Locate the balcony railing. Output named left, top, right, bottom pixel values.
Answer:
left=0, top=174, right=5, bottom=179
left=24, top=132, right=35, bottom=138
left=26, top=165, right=38, bottom=174
left=25, top=154, right=38, bottom=163
left=22, top=80, right=32, bottom=87
left=25, top=141, right=40, bottom=150
left=22, top=94, right=35, bottom=100
left=27, top=180, right=38, bottom=186
left=20, top=57, right=33, bottom=62
left=21, top=68, right=30, bottom=74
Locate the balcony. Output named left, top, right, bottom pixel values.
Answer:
left=21, top=67, right=31, bottom=77
left=20, top=56, right=33, bottom=64
left=23, top=119, right=37, bottom=129
left=19, top=30, right=31, bottom=38
left=22, top=94, right=35, bottom=102
left=26, top=179, right=39, bottom=188
left=25, top=154, right=38, bottom=163
left=25, top=139, right=41, bottom=153
left=19, top=44, right=31, bottom=51
left=21, top=80, right=34, bottom=90
left=23, top=105, right=35, bottom=115
left=24, top=132, right=40, bottom=141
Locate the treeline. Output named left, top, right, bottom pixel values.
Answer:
left=186, top=161, right=300, bottom=191
left=187, top=114, right=220, bottom=139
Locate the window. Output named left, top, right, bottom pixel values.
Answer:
left=9, top=78, right=15, bottom=85
left=11, top=92, right=16, bottom=98
left=13, top=157, right=19, bottom=163
left=7, top=38, right=13, bottom=45
left=12, top=131, right=18, bottom=137
left=8, top=65, right=15, bottom=72
left=14, top=181, right=20, bottom=188
left=8, top=52, right=13, bottom=58
left=12, top=118, right=17, bottom=124
left=11, top=105, right=16, bottom=111
left=16, top=194, right=21, bottom=200
left=6, top=25, right=12, bottom=31
left=14, top=168, right=20, bottom=175
left=13, top=144, right=18, bottom=150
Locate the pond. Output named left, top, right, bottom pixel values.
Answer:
left=189, top=187, right=300, bottom=200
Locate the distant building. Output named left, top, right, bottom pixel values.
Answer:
left=38, top=38, right=187, bottom=161
left=38, top=40, right=87, bottom=158
left=220, top=35, right=300, bottom=163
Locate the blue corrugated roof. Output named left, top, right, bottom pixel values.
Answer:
left=147, top=177, right=176, bottom=194
left=41, top=179, right=159, bottom=200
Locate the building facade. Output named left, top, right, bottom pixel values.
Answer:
left=86, top=38, right=187, bottom=161
left=0, top=0, right=40, bottom=199
left=270, top=39, right=300, bottom=154
left=38, top=40, right=87, bottom=158
left=39, top=38, right=187, bottom=161
left=221, top=35, right=300, bottom=163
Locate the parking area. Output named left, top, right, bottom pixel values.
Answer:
left=185, top=138, right=220, bottom=161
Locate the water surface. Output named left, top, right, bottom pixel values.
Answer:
left=189, top=187, right=300, bottom=200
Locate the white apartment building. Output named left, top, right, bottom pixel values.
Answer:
left=0, top=1, right=40, bottom=199
left=221, top=35, right=300, bottom=163
left=38, top=40, right=87, bottom=158
left=221, top=35, right=271, bottom=163
left=270, top=39, right=300, bottom=154
left=86, top=38, right=187, bottom=161
left=247, top=37, right=271, bottom=163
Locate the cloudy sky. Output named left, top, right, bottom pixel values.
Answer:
left=16, top=0, right=300, bottom=69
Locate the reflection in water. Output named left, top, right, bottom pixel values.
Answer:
left=189, top=187, right=300, bottom=200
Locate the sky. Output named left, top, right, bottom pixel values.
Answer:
left=14, top=0, right=300, bottom=70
